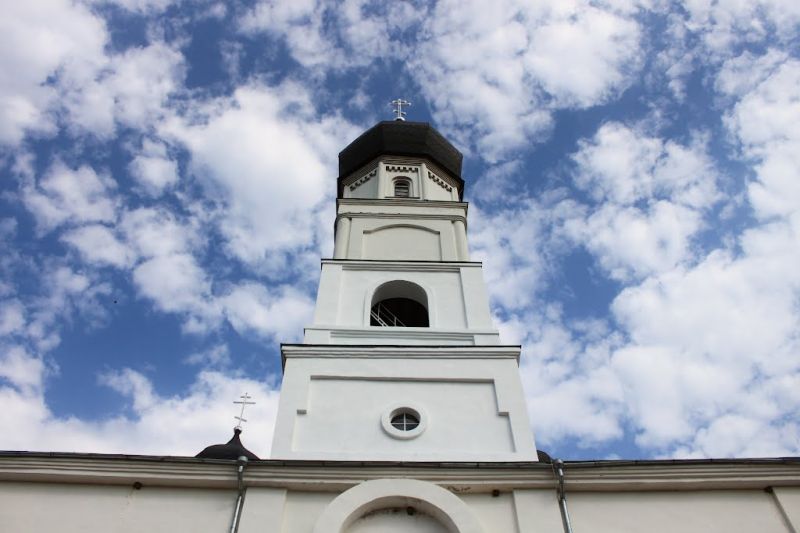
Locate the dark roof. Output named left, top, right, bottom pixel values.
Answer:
left=195, top=428, right=259, bottom=461
left=2, top=449, right=799, bottom=468
left=337, top=121, right=464, bottom=199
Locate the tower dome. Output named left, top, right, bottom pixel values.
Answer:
left=337, top=121, right=465, bottom=200
left=196, top=428, right=259, bottom=460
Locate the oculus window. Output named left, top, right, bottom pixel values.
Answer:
left=382, top=405, right=426, bottom=440
left=390, top=411, right=420, bottom=431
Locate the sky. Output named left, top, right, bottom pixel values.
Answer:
left=1, top=0, right=799, bottom=461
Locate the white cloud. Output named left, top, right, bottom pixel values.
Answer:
left=239, top=0, right=422, bottom=72
left=681, top=0, right=800, bottom=57
left=0, top=355, right=280, bottom=457
left=120, top=207, right=199, bottom=260
left=163, top=82, right=359, bottom=269
left=23, top=161, right=118, bottom=233
left=62, top=224, right=134, bottom=268
left=0, top=0, right=107, bottom=145
left=62, top=43, right=184, bottom=138
left=411, top=0, right=643, bottom=160
left=564, top=122, right=719, bottom=280
left=0, top=300, right=26, bottom=336
left=185, top=343, right=231, bottom=368
left=129, top=148, right=179, bottom=196
left=0, top=345, right=48, bottom=393
left=221, top=283, right=314, bottom=342
left=722, top=55, right=800, bottom=219
left=133, top=253, right=217, bottom=320
left=657, top=1, right=800, bottom=101
left=568, top=201, right=702, bottom=281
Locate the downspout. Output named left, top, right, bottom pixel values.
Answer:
left=229, top=455, right=249, bottom=533
left=553, top=459, right=575, bottom=533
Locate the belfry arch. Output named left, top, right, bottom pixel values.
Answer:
left=369, top=280, right=430, bottom=327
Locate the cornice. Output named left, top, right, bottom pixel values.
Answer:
left=280, top=344, right=522, bottom=360
left=337, top=198, right=468, bottom=210
left=321, top=259, right=483, bottom=270
left=1, top=455, right=798, bottom=493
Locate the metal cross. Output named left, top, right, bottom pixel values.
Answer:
left=390, top=98, right=411, bottom=121
left=233, top=392, right=256, bottom=430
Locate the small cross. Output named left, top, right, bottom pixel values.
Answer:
left=390, top=98, right=411, bottom=121
left=233, top=392, right=256, bottom=430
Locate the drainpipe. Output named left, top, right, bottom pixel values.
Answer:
left=553, top=459, right=575, bottom=533
left=229, top=455, right=249, bottom=533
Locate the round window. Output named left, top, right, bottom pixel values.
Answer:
left=390, top=411, right=420, bottom=431
left=381, top=405, right=426, bottom=440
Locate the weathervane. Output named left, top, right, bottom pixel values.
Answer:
left=390, top=98, right=411, bottom=121
left=233, top=392, right=256, bottom=430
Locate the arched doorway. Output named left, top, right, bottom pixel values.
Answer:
left=313, top=479, right=485, bottom=533
left=347, top=507, right=448, bottom=533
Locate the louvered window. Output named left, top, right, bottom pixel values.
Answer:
left=394, top=178, right=410, bottom=197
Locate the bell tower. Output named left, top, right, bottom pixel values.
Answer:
left=271, top=120, right=537, bottom=461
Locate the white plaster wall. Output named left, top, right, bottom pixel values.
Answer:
left=568, top=489, right=790, bottom=533
left=341, top=159, right=459, bottom=202
left=0, top=481, right=233, bottom=533
left=459, top=492, right=523, bottom=533
left=306, top=261, right=498, bottom=345
left=281, top=491, right=336, bottom=533
left=271, top=351, right=536, bottom=461
left=293, top=378, right=514, bottom=456
left=336, top=200, right=468, bottom=262
left=363, top=224, right=442, bottom=261
left=774, top=487, right=800, bottom=531
left=347, top=173, right=379, bottom=199
left=1, top=480, right=798, bottom=533
left=348, top=218, right=458, bottom=261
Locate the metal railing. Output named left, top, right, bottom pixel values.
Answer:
left=371, top=302, right=406, bottom=327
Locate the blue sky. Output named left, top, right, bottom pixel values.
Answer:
left=1, top=0, right=799, bottom=460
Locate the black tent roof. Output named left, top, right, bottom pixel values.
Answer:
left=337, top=121, right=464, bottom=200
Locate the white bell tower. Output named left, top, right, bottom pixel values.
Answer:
left=271, top=120, right=537, bottom=461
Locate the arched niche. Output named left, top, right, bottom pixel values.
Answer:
left=362, top=224, right=441, bottom=261
left=313, top=479, right=485, bottom=533
left=370, top=280, right=429, bottom=327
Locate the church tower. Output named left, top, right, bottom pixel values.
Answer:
left=271, top=119, right=537, bottom=461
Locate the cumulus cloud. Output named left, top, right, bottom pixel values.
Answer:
left=721, top=55, right=800, bottom=219
left=62, top=225, right=134, bottom=268
left=163, top=82, right=359, bottom=269
left=564, top=123, right=719, bottom=280
left=0, top=1, right=183, bottom=146
left=22, top=162, right=119, bottom=234
left=412, top=0, right=643, bottom=160
left=0, top=347, right=280, bottom=457
left=221, top=283, right=314, bottom=342
left=0, top=0, right=107, bottom=145
left=62, top=43, right=185, bottom=138
left=128, top=139, right=180, bottom=196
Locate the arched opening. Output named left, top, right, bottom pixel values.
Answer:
left=348, top=507, right=449, bottom=533
left=370, top=280, right=429, bottom=327
left=393, top=177, right=411, bottom=197
left=313, top=478, right=486, bottom=533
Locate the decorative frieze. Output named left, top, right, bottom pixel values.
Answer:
left=428, top=171, right=453, bottom=191
left=349, top=168, right=377, bottom=191
left=386, top=165, right=419, bottom=173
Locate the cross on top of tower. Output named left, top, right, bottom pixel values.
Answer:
left=390, top=98, right=411, bottom=121
left=233, top=392, right=255, bottom=430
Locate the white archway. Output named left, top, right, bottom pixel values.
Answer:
left=313, top=479, right=485, bottom=533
